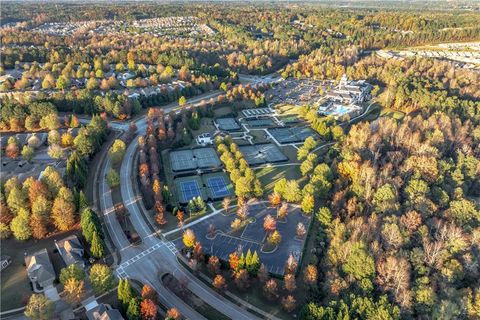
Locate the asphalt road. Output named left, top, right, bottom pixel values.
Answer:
left=97, top=75, right=279, bottom=319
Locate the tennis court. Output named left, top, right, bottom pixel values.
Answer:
left=244, top=117, right=276, bottom=127
left=180, top=180, right=201, bottom=201
left=170, top=148, right=221, bottom=172
left=206, top=176, right=230, bottom=198
left=193, top=148, right=222, bottom=169
left=268, top=126, right=317, bottom=144
left=242, top=108, right=274, bottom=117
left=170, top=150, right=197, bottom=171
left=174, top=176, right=206, bottom=203
left=215, top=117, right=242, bottom=131
left=239, top=143, right=287, bottom=165
left=203, top=172, right=233, bottom=199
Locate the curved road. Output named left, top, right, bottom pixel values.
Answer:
left=98, top=76, right=279, bottom=319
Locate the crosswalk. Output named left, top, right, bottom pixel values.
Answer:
left=115, top=240, right=179, bottom=279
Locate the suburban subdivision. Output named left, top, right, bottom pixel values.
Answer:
left=1, top=1, right=479, bottom=320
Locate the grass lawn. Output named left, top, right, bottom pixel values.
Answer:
left=255, top=165, right=305, bottom=195
left=380, top=107, right=405, bottom=120
left=0, top=229, right=80, bottom=311
left=275, top=104, right=303, bottom=117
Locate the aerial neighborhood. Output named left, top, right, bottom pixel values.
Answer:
left=1, top=2, right=479, bottom=320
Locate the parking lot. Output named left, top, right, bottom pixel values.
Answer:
left=267, top=78, right=330, bottom=106
left=173, top=201, right=311, bottom=275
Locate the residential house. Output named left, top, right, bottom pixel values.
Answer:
left=85, top=298, right=124, bottom=320
left=25, top=248, right=56, bottom=292
left=55, top=235, right=85, bottom=268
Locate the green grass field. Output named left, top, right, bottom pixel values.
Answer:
left=255, top=164, right=305, bottom=195
left=380, top=107, right=405, bottom=120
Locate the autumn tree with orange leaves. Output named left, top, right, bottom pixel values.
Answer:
left=140, top=299, right=157, bottom=320
left=263, top=214, right=276, bottom=233
left=165, top=308, right=181, bottom=320
left=213, top=274, right=226, bottom=292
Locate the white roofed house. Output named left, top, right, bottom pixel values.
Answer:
left=55, top=235, right=86, bottom=268
left=25, top=248, right=56, bottom=292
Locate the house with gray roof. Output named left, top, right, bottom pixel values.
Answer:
left=55, top=235, right=85, bottom=268
left=85, top=298, right=124, bottom=320
left=25, top=248, right=56, bottom=292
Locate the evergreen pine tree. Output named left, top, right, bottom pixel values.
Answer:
left=91, top=231, right=105, bottom=258
left=238, top=252, right=246, bottom=270
left=126, top=297, right=141, bottom=320
left=81, top=208, right=103, bottom=243
left=248, top=251, right=261, bottom=276
left=78, top=190, right=89, bottom=211
left=118, top=279, right=133, bottom=307
left=245, top=249, right=252, bottom=271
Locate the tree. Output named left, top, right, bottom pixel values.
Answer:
left=234, top=269, right=250, bottom=290
left=301, top=194, right=315, bottom=214
left=222, top=197, right=231, bottom=213
left=91, top=231, right=106, bottom=258
left=268, top=192, right=282, bottom=207
left=107, top=169, right=120, bottom=188
left=342, top=242, right=375, bottom=281
left=213, top=274, right=226, bottom=292
left=258, top=263, right=269, bottom=283
left=229, top=252, right=240, bottom=271
left=284, top=274, right=296, bottom=293
left=52, top=197, right=75, bottom=231
left=263, top=214, right=276, bottom=233
left=24, top=294, right=54, bottom=320
left=165, top=308, right=181, bottom=320
left=81, top=208, right=102, bottom=243
left=10, top=209, right=31, bottom=240
left=140, top=299, right=157, bottom=320
left=182, top=229, right=196, bottom=249
left=127, top=297, right=141, bottom=320
left=283, top=180, right=302, bottom=202
left=263, top=279, right=279, bottom=300
left=317, top=207, right=332, bottom=228
left=246, top=250, right=260, bottom=275
left=285, top=254, right=298, bottom=275
left=56, top=75, right=69, bottom=91
left=118, top=279, right=133, bottom=306
left=267, top=230, right=282, bottom=246
left=178, top=96, right=187, bottom=106
left=296, top=222, right=306, bottom=238
left=22, top=145, right=34, bottom=162
left=277, top=202, right=289, bottom=219
left=41, top=166, right=64, bottom=196
left=48, top=144, right=65, bottom=159
left=89, top=264, right=116, bottom=294
left=304, top=264, right=318, bottom=286
left=7, top=187, right=28, bottom=214
left=6, top=141, right=19, bottom=158
left=208, top=256, right=221, bottom=275
left=64, top=278, right=85, bottom=305
left=61, top=133, right=74, bottom=147
left=60, top=264, right=85, bottom=285
left=78, top=190, right=89, bottom=211
left=282, top=295, right=296, bottom=312
left=109, top=139, right=127, bottom=165
left=447, top=198, right=479, bottom=226
left=141, top=284, right=157, bottom=302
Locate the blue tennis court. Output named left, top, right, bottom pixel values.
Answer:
left=180, top=180, right=201, bottom=202
left=207, top=177, right=230, bottom=198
